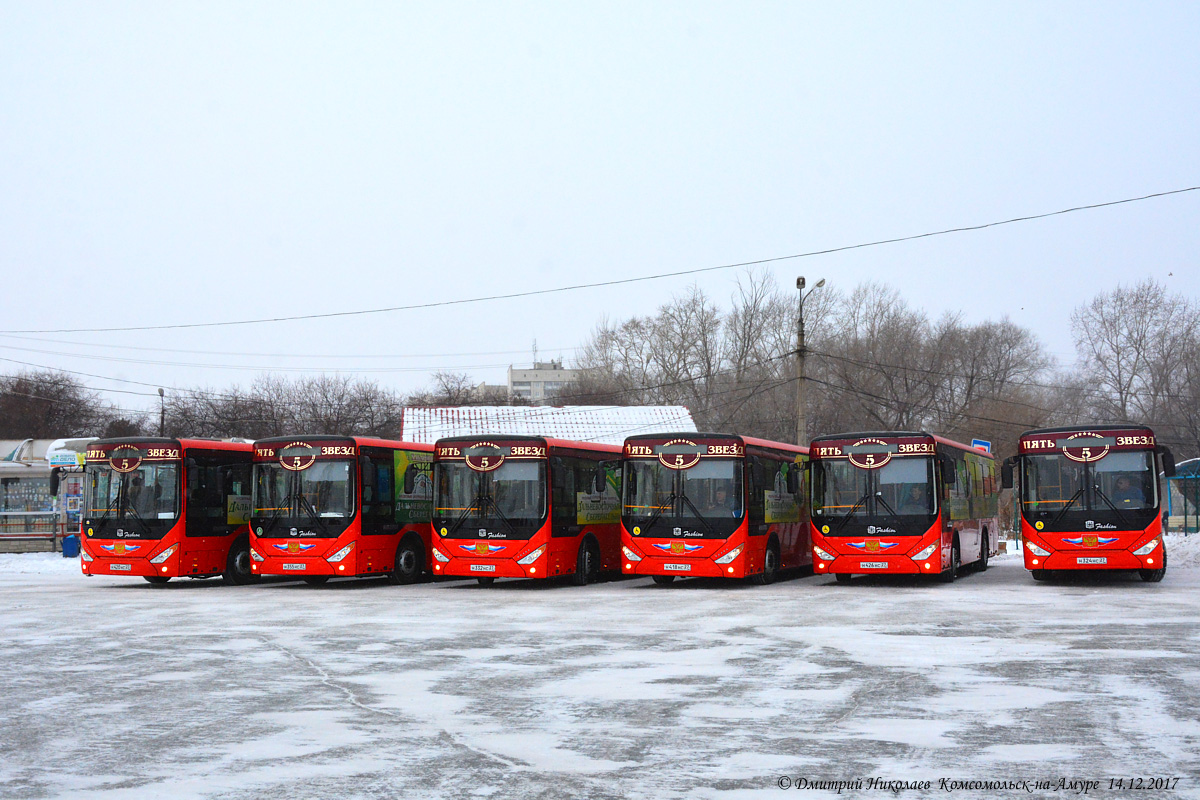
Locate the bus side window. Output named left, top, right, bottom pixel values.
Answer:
left=552, top=457, right=578, bottom=532
left=748, top=457, right=765, bottom=528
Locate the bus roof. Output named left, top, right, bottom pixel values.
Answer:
left=1018, top=424, right=1155, bottom=437
left=808, top=430, right=992, bottom=458
left=433, top=434, right=622, bottom=455
left=623, top=431, right=807, bottom=456
left=252, top=435, right=433, bottom=452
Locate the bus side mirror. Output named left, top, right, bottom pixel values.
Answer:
left=49, top=468, right=60, bottom=496
left=626, top=468, right=637, bottom=498
left=1159, top=446, right=1176, bottom=478
left=941, top=457, right=956, bottom=487
left=786, top=468, right=800, bottom=495
left=360, top=454, right=371, bottom=475
left=403, top=464, right=417, bottom=495
left=1000, top=459, right=1014, bottom=490
left=186, top=458, right=199, bottom=491
left=593, top=468, right=608, bottom=495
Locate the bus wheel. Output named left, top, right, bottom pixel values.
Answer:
left=224, top=537, right=258, bottom=585
left=144, top=576, right=171, bottom=585
left=834, top=573, right=851, bottom=584
left=1140, top=547, right=1167, bottom=582
left=652, top=575, right=675, bottom=585
left=978, top=533, right=989, bottom=572
left=940, top=541, right=960, bottom=583
left=751, top=540, right=780, bottom=585
left=388, top=538, right=424, bottom=585
left=477, top=577, right=495, bottom=586
left=303, top=576, right=330, bottom=586
left=572, top=540, right=599, bottom=586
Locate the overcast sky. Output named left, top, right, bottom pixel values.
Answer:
left=2, top=2, right=1198, bottom=418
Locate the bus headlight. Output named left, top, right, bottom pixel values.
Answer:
left=150, top=544, right=178, bottom=564
left=326, top=543, right=354, bottom=563
left=1024, top=540, right=1051, bottom=557
left=813, top=545, right=834, bottom=562
left=250, top=547, right=264, bottom=562
left=517, top=545, right=546, bottom=565
left=714, top=545, right=743, bottom=564
left=80, top=548, right=94, bottom=563
left=432, top=547, right=450, bottom=563
left=622, top=545, right=642, bottom=562
left=910, top=543, right=938, bottom=561
left=1132, top=538, right=1160, bottom=556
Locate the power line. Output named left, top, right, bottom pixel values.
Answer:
left=6, top=184, right=1197, bottom=335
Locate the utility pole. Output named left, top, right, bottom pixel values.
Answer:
left=158, top=388, right=165, bottom=437
left=796, top=276, right=825, bottom=447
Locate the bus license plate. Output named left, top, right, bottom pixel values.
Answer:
left=859, top=561, right=888, bottom=569
left=282, top=563, right=307, bottom=571
left=1077, top=557, right=1107, bottom=565
left=663, top=563, right=691, bottom=571
left=109, top=563, right=131, bottom=571
left=470, top=564, right=496, bottom=573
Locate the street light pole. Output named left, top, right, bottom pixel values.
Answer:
left=796, top=276, right=825, bottom=447
left=158, top=388, right=165, bottom=437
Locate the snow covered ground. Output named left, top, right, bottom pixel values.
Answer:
left=2, top=545, right=1198, bottom=799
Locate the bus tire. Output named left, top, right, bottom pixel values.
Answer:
left=1139, top=546, right=1166, bottom=582
left=224, top=536, right=258, bottom=585
left=941, top=540, right=960, bottom=583
left=303, top=576, right=330, bottom=586
left=144, top=576, right=171, bottom=585
left=834, top=573, right=851, bottom=584
left=477, top=577, right=495, bottom=586
left=572, top=539, right=600, bottom=586
left=388, top=536, right=424, bottom=585
left=751, top=539, right=780, bottom=585
left=652, top=575, right=675, bottom=585
left=978, top=532, right=989, bottom=572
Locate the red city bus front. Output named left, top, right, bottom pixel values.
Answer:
left=249, top=437, right=435, bottom=584
left=1009, top=426, right=1173, bottom=582
left=430, top=436, right=623, bottom=585
left=79, top=438, right=255, bottom=584
left=809, top=432, right=999, bottom=582
left=619, top=433, right=809, bottom=584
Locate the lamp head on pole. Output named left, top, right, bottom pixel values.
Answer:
left=814, top=278, right=826, bottom=289
left=797, top=276, right=805, bottom=290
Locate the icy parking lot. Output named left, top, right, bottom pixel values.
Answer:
left=2, top=543, right=1199, bottom=799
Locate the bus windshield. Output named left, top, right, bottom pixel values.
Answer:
left=623, top=459, right=743, bottom=538
left=812, top=457, right=936, bottom=534
left=1021, top=450, right=1157, bottom=515
left=434, top=460, right=547, bottom=539
left=85, top=463, right=180, bottom=537
left=252, top=460, right=355, bottom=538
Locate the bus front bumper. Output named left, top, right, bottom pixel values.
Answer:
left=1024, top=549, right=1159, bottom=572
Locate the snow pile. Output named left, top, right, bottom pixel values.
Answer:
left=0, top=552, right=81, bottom=575
left=1164, top=532, right=1200, bottom=569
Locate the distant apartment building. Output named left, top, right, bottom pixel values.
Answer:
left=473, top=360, right=583, bottom=405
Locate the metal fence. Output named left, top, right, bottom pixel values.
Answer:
left=1167, top=475, right=1200, bottom=533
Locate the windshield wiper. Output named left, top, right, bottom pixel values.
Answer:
left=1092, top=486, right=1130, bottom=526
left=873, top=492, right=912, bottom=534
left=448, top=494, right=486, bottom=535
left=1049, top=486, right=1087, bottom=527
left=296, top=490, right=329, bottom=533
left=834, top=491, right=873, bottom=533
left=479, top=493, right=517, bottom=535
left=641, top=492, right=678, bottom=531
left=679, top=493, right=716, bottom=534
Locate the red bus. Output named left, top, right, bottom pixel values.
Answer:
left=1002, top=425, right=1175, bottom=582
left=808, top=431, right=1000, bottom=582
left=249, top=436, right=434, bottom=585
left=80, top=438, right=255, bottom=585
left=431, top=436, right=622, bottom=585
left=619, top=433, right=809, bottom=585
